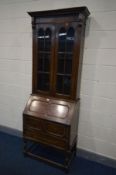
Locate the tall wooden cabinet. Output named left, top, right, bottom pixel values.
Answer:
left=23, top=7, right=90, bottom=172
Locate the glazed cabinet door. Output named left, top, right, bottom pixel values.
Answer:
left=33, top=22, right=82, bottom=100
left=33, top=24, right=55, bottom=95
left=54, top=22, right=79, bottom=99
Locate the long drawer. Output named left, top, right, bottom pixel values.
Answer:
left=23, top=115, right=69, bottom=150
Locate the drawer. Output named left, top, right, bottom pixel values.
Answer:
left=24, top=115, right=69, bottom=139
left=23, top=127, right=68, bottom=150
left=44, top=121, right=68, bottom=138
left=23, top=116, right=42, bottom=131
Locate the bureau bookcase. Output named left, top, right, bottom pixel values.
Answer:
left=23, top=7, right=90, bottom=172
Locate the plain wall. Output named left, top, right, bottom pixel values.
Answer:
left=0, top=0, right=116, bottom=159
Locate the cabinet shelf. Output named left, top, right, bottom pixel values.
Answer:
left=38, top=51, right=51, bottom=54
left=56, top=73, right=71, bottom=76
left=58, top=51, right=73, bottom=55
left=37, top=71, right=49, bottom=74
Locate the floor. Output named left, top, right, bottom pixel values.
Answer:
left=0, top=131, right=116, bottom=175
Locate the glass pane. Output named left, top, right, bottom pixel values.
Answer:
left=37, top=27, right=52, bottom=92
left=38, top=28, right=44, bottom=51
left=56, top=26, right=74, bottom=95
left=38, top=58, right=43, bottom=71
left=57, top=28, right=66, bottom=76
left=45, top=28, right=51, bottom=51
left=56, top=75, right=64, bottom=94
left=38, top=52, right=50, bottom=72
left=63, top=76, right=71, bottom=94
left=37, top=73, right=49, bottom=91
left=65, top=54, right=72, bottom=74
left=66, top=27, right=74, bottom=52
left=44, top=54, right=50, bottom=72
left=56, top=75, right=71, bottom=95
left=57, top=53, right=65, bottom=73
left=58, top=28, right=66, bottom=52
left=38, top=53, right=44, bottom=71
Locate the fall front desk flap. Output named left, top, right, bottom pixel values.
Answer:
left=23, top=95, right=79, bottom=125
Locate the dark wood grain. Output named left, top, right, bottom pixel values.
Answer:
left=28, top=6, right=90, bottom=18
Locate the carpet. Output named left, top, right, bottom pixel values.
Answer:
left=0, top=131, right=116, bottom=175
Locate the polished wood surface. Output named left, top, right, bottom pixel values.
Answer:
left=23, top=95, right=77, bottom=125
left=28, top=6, right=90, bottom=18
left=23, top=95, right=79, bottom=169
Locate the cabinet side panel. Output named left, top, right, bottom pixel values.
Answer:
left=76, top=21, right=87, bottom=99
left=70, top=101, right=80, bottom=147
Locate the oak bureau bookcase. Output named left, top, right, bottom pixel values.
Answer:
left=23, top=7, right=90, bottom=172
